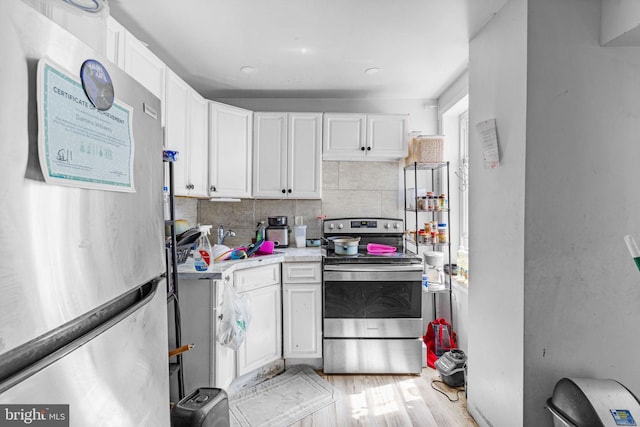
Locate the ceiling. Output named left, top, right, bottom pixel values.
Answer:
left=108, top=0, right=508, bottom=100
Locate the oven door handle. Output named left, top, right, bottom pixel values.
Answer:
left=323, top=264, right=424, bottom=272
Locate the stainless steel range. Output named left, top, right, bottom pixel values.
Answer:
left=322, top=217, right=424, bottom=374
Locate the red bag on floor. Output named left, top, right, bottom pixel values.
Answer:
left=423, top=318, right=457, bottom=368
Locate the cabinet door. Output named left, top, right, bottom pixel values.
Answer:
left=215, top=279, right=237, bottom=390
left=209, top=102, right=253, bottom=198
left=237, top=284, right=282, bottom=376
left=366, top=114, right=409, bottom=159
left=187, top=91, right=209, bottom=197
left=105, top=17, right=125, bottom=69
left=164, top=70, right=190, bottom=196
left=253, top=113, right=288, bottom=198
left=283, top=283, right=322, bottom=358
left=322, top=113, right=366, bottom=160
left=123, top=31, right=165, bottom=112
left=288, top=113, right=322, bottom=199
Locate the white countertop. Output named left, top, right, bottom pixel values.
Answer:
left=177, top=247, right=323, bottom=280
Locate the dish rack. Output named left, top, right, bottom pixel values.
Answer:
left=176, top=244, right=193, bottom=264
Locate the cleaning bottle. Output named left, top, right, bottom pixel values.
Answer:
left=194, top=225, right=213, bottom=271
left=255, top=221, right=266, bottom=242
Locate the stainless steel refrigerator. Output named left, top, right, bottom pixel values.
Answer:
left=0, top=2, right=170, bottom=425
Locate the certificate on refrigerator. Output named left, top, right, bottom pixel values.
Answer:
left=37, top=57, right=136, bottom=192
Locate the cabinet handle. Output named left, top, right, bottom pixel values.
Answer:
left=360, top=146, right=365, bottom=151
left=281, top=189, right=286, bottom=194
left=210, top=185, right=216, bottom=192
left=367, top=146, right=371, bottom=151
left=287, top=189, right=292, bottom=193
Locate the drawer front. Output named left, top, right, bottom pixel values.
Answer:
left=282, top=262, right=321, bottom=284
left=235, top=263, right=280, bottom=293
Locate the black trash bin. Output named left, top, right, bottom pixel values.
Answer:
left=547, top=378, right=640, bottom=427
left=172, top=388, right=230, bottom=427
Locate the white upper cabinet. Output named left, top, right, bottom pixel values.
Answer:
left=366, top=114, right=410, bottom=159
left=209, top=102, right=253, bottom=198
left=165, top=69, right=208, bottom=197
left=106, top=17, right=166, bottom=126
left=253, top=112, right=322, bottom=199
left=105, top=17, right=125, bottom=69
left=122, top=32, right=166, bottom=105
left=323, top=113, right=409, bottom=161
left=322, top=113, right=366, bottom=159
left=188, top=91, right=209, bottom=196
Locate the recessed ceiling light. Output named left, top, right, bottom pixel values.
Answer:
left=365, top=67, right=380, bottom=75
left=240, top=66, right=255, bottom=74
left=301, top=47, right=308, bottom=54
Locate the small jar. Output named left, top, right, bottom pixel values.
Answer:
left=426, top=192, right=435, bottom=211
left=438, top=193, right=447, bottom=211
left=438, top=223, right=448, bottom=243
left=417, top=197, right=427, bottom=211
left=418, top=230, right=428, bottom=243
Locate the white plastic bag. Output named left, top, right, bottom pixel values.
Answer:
left=217, top=282, right=251, bottom=350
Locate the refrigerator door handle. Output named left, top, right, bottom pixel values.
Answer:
left=0, top=278, right=161, bottom=393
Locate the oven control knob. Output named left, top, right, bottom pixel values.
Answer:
left=338, top=223, right=344, bottom=229
left=384, top=223, right=390, bottom=229
left=328, top=223, right=335, bottom=230
left=394, top=223, right=400, bottom=229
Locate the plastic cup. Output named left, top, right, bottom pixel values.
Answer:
left=294, top=225, right=307, bottom=248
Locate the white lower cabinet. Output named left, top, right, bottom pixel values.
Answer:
left=282, top=262, right=322, bottom=358
left=237, top=282, right=282, bottom=375
left=217, top=264, right=282, bottom=387
left=183, top=262, right=327, bottom=391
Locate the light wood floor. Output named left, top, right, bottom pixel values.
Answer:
left=290, top=367, right=478, bottom=427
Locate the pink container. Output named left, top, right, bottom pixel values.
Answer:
left=257, top=240, right=275, bottom=255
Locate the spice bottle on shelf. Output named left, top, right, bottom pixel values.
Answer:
left=426, top=191, right=435, bottom=211
left=438, top=193, right=448, bottom=211
left=438, top=223, right=448, bottom=243
left=417, top=197, right=427, bottom=211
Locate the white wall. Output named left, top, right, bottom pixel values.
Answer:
left=524, top=0, right=640, bottom=425
left=467, top=0, right=527, bottom=426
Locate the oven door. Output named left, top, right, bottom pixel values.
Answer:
left=323, top=264, right=423, bottom=338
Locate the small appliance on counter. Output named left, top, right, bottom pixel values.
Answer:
left=266, top=216, right=289, bottom=247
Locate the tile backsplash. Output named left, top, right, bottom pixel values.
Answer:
left=173, top=160, right=402, bottom=248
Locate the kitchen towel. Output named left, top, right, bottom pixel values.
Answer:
left=229, top=365, right=334, bottom=427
